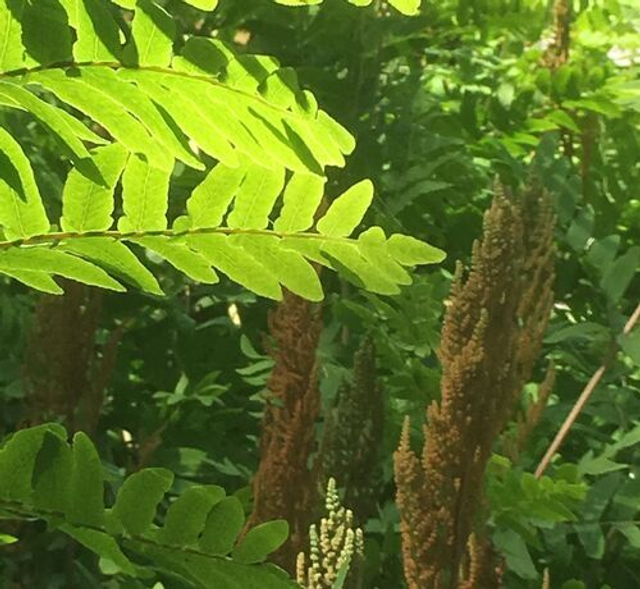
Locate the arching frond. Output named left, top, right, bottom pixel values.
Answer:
left=0, top=424, right=297, bottom=589
left=0, top=0, right=442, bottom=299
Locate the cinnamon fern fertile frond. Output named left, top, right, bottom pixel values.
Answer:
left=394, top=185, right=556, bottom=589
left=0, top=0, right=442, bottom=299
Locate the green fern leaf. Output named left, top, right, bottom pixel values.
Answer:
left=358, top=227, right=412, bottom=285
left=388, top=0, right=421, bottom=15
left=159, top=485, right=226, bottom=546
left=227, top=162, right=285, bottom=230
left=0, top=2, right=27, bottom=72
left=273, top=0, right=421, bottom=15
left=0, top=248, right=125, bottom=291
left=181, top=0, right=218, bottom=10
left=26, top=69, right=169, bottom=169
left=172, top=37, right=233, bottom=76
left=225, top=54, right=279, bottom=92
left=125, top=0, right=175, bottom=67
left=61, top=143, right=129, bottom=232
left=232, top=520, right=289, bottom=565
left=0, top=0, right=444, bottom=302
left=273, top=173, right=326, bottom=233
left=84, top=67, right=198, bottom=169
left=32, top=430, right=73, bottom=513
left=68, top=432, right=105, bottom=527
left=0, top=268, right=63, bottom=293
left=60, top=239, right=163, bottom=295
left=109, top=468, right=174, bottom=536
left=322, top=241, right=401, bottom=295
left=0, top=127, right=50, bottom=239
left=388, top=233, right=447, bottom=265
left=199, top=496, right=245, bottom=555
left=61, top=524, right=139, bottom=576
left=260, top=68, right=300, bottom=109
left=317, top=180, right=374, bottom=237
left=118, top=155, right=171, bottom=232
left=130, top=72, right=241, bottom=167
left=236, top=234, right=323, bottom=301
left=71, top=0, right=122, bottom=62
left=21, top=0, right=73, bottom=65
left=0, top=424, right=65, bottom=500
left=189, top=234, right=283, bottom=300
left=138, top=549, right=298, bottom=588
left=134, top=236, right=219, bottom=284
left=0, top=81, right=101, bottom=180
left=181, top=163, right=246, bottom=230
left=0, top=423, right=314, bottom=587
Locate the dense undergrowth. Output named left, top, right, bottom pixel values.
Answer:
left=0, top=1, right=639, bottom=588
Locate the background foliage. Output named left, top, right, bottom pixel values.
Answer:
left=1, top=0, right=639, bottom=588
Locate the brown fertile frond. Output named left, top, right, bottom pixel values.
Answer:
left=394, top=185, right=556, bottom=588
left=517, top=184, right=556, bottom=382
left=504, top=363, right=556, bottom=463
left=394, top=417, right=434, bottom=589
left=542, top=0, right=572, bottom=68
left=22, top=280, right=117, bottom=434
left=320, top=336, right=384, bottom=524
left=246, top=290, right=323, bottom=573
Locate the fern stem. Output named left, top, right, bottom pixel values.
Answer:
left=0, top=226, right=349, bottom=250
left=0, top=497, right=248, bottom=561
left=0, top=60, right=305, bottom=118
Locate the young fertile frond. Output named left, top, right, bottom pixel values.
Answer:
left=0, top=424, right=297, bottom=589
left=296, top=478, right=364, bottom=589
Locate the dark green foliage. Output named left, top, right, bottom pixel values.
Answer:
left=0, top=0, right=639, bottom=588
left=0, top=424, right=295, bottom=588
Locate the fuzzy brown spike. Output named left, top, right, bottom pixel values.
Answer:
left=394, top=185, right=556, bottom=588
left=246, top=290, right=323, bottom=573
left=22, top=280, right=119, bottom=434
left=504, top=363, right=556, bottom=463
left=320, top=336, right=383, bottom=525
left=542, top=0, right=572, bottom=69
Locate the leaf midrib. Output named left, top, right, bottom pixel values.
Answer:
left=0, top=61, right=320, bottom=126
left=0, top=225, right=353, bottom=251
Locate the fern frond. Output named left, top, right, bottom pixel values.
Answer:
left=0, top=424, right=297, bottom=589
left=1, top=0, right=354, bottom=173
left=272, top=0, right=421, bottom=16
left=0, top=158, right=445, bottom=298
left=0, top=0, right=441, bottom=297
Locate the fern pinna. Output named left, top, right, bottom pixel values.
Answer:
left=0, top=0, right=440, bottom=299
